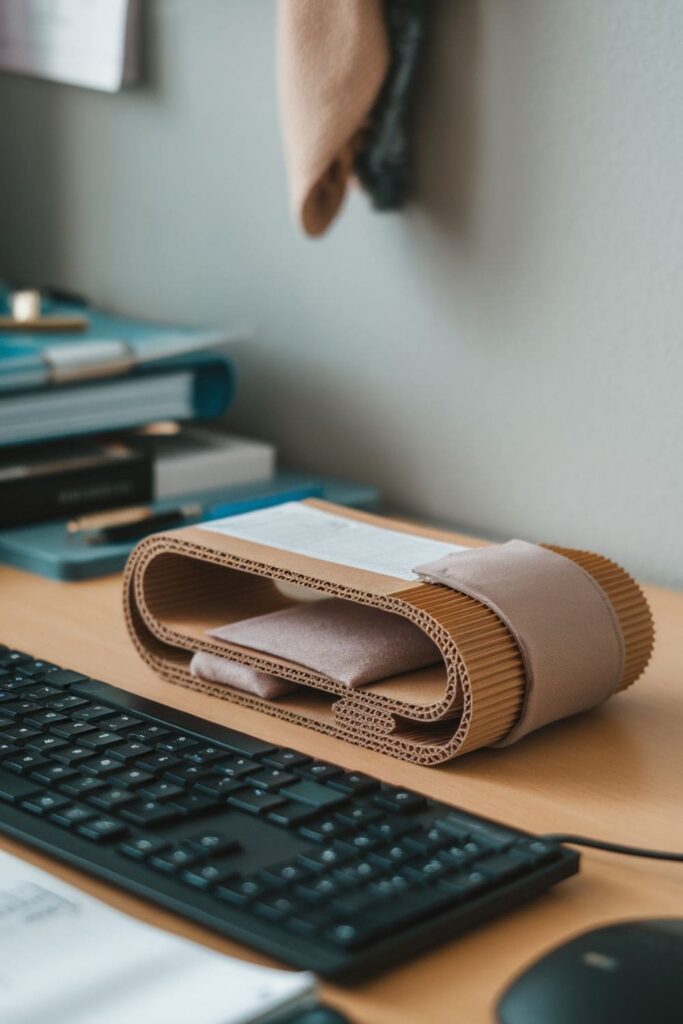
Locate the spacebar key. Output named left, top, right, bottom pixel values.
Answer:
left=0, top=768, right=41, bottom=804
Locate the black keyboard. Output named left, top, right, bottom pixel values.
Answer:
left=0, top=646, right=579, bottom=980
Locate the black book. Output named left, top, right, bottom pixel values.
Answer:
left=0, top=438, right=152, bottom=529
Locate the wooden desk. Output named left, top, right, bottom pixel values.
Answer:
left=1, top=564, right=681, bottom=1023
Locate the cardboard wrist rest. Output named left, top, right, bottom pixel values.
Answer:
left=123, top=500, right=655, bottom=766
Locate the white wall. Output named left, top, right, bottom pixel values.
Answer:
left=1, top=1, right=682, bottom=586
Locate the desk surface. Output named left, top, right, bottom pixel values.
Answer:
left=0, top=563, right=681, bottom=1023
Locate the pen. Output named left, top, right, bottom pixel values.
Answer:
left=81, top=504, right=202, bottom=545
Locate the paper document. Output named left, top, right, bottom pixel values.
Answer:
left=0, top=850, right=316, bottom=1024
left=0, top=0, right=139, bottom=91
left=200, top=502, right=467, bottom=580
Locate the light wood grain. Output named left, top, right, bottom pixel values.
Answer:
left=0, top=563, right=681, bottom=1024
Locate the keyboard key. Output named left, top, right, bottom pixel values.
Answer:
left=80, top=755, right=121, bottom=776
left=110, top=767, right=156, bottom=789
left=72, top=704, right=115, bottom=723
left=31, top=763, right=77, bottom=786
left=0, top=767, right=41, bottom=803
left=217, top=878, right=270, bottom=906
left=52, top=745, right=93, bottom=766
left=334, top=833, right=381, bottom=857
left=109, top=741, right=153, bottom=763
left=77, top=817, right=127, bottom=842
left=60, top=775, right=106, bottom=798
left=297, top=846, right=349, bottom=873
left=335, top=806, right=382, bottom=828
left=25, top=735, right=68, bottom=755
left=514, top=839, right=559, bottom=865
left=368, top=841, right=414, bottom=869
left=171, top=791, right=222, bottom=817
left=158, top=734, right=198, bottom=754
left=150, top=844, right=199, bottom=873
left=255, top=894, right=302, bottom=921
left=50, top=802, right=97, bottom=828
left=0, top=699, right=38, bottom=719
left=102, top=714, right=143, bottom=732
left=369, top=816, right=420, bottom=843
left=121, top=800, right=180, bottom=827
left=24, top=709, right=68, bottom=728
left=183, top=859, right=240, bottom=889
left=195, top=776, right=244, bottom=798
left=42, top=669, right=88, bottom=688
left=262, top=749, right=312, bottom=771
left=299, top=817, right=349, bottom=843
left=187, top=831, right=240, bottom=856
left=90, top=787, right=137, bottom=811
left=296, top=876, right=342, bottom=904
left=184, top=745, right=225, bottom=765
left=280, top=780, right=346, bottom=810
left=0, top=651, right=30, bottom=668
left=139, top=780, right=184, bottom=802
left=136, top=752, right=180, bottom=773
left=2, top=724, right=40, bottom=743
left=22, top=791, right=71, bottom=815
left=0, top=674, right=33, bottom=693
left=129, top=725, right=170, bottom=744
left=476, top=848, right=533, bottom=882
left=437, top=869, right=488, bottom=899
left=404, top=857, right=452, bottom=883
left=297, top=762, right=342, bottom=783
left=19, top=660, right=58, bottom=677
left=22, top=685, right=61, bottom=702
left=228, top=788, right=286, bottom=816
left=327, top=772, right=378, bottom=796
left=374, top=786, right=426, bottom=814
left=50, top=695, right=88, bottom=712
left=266, top=801, right=318, bottom=829
left=51, top=720, right=96, bottom=740
left=4, top=751, right=48, bottom=774
left=334, top=860, right=380, bottom=887
left=435, top=811, right=517, bottom=851
left=245, top=768, right=298, bottom=791
left=210, top=733, right=276, bottom=759
left=213, top=756, right=259, bottom=778
left=370, top=872, right=412, bottom=898
left=119, top=834, right=171, bottom=861
left=258, top=862, right=311, bottom=889
left=81, top=731, right=124, bottom=751
left=163, top=763, right=212, bottom=786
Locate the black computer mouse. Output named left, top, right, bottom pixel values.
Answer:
left=497, top=919, right=683, bottom=1024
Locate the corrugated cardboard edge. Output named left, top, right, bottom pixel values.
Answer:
left=122, top=502, right=654, bottom=765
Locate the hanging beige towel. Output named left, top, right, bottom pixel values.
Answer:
left=278, top=0, right=390, bottom=236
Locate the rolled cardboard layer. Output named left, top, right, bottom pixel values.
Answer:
left=123, top=501, right=654, bottom=765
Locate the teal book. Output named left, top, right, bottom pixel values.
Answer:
left=0, top=285, right=241, bottom=446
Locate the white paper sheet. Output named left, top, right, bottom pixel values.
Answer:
left=200, top=502, right=467, bottom=580
left=0, top=0, right=139, bottom=92
left=0, top=851, right=316, bottom=1024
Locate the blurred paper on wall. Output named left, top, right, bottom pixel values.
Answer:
left=0, top=0, right=139, bottom=92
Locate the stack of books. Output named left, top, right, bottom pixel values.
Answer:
left=0, top=286, right=379, bottom=578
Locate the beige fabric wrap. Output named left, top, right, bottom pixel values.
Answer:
left=277, top=0, right=389, bottom=236
left=415, top=540, right=625, bottom=745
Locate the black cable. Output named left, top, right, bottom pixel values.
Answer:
left=541, top=833, right=683, bottom=864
